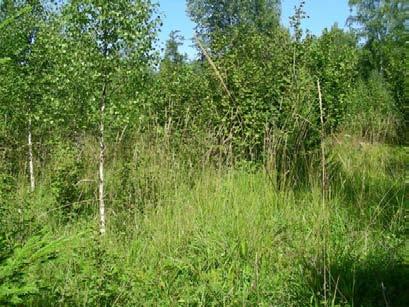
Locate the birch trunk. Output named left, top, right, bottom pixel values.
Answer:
left=317, top=79, right=326, bottom=194
left=99, top=84, right=107, bottom=235
left=28, top=117, right=35, bottom=192
left=317, top=79, right=328, bottom=304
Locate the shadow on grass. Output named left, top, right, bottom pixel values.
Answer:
left=299, top=145, right=409, bottom=306
left=304, top=233, right=408, bottom=306
left=328, top=257, right=409, bottom=306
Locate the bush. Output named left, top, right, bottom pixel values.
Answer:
left=48, top=143, right=84, bottom=219
left=307, top=25, right=359, bottom=132
left=345, top=72, right=399, bottom=143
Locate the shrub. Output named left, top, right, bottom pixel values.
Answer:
left=48, top=143, right=84, bottom=219
left=345, top=72, right=399, bottom=143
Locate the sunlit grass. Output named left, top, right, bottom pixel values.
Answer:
left=13, top=134, right=406, bottom=306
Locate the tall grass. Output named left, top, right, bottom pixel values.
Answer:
left=1, top=129, right=406, bottom=306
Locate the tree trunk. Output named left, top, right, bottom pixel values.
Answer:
left=317, top=79, right=326, bottom=194
left=99, top=83, right=107, bottom=235
left=28, top=117, right=35, bottom=192
left=317, top=79, right=328, bottom=304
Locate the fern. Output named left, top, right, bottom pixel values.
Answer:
left=0, top=233, right=68, bottom=305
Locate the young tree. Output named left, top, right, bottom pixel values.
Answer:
left=348, top=0, right=407, bottom=73
left=154, top=30, right=211, bottom=130
left=0, top=0, right=51, bottom=192
left=307, top=25, right=359, bottom=131
left=61, top=0, right=159, bottom=234
left=163, top=30, right=186, bottom=65
left=348, top=0, right=408, bottom=141
left=187, top=0, right=290, bottom=158
left=187, top=0, right=281, bottom=45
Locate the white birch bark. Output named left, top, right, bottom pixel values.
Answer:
left=28, top=117, right=35, bottom=192
left=99, top=84, right=107, bottom=235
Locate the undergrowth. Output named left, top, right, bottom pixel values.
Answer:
left=1, top=133, right=407, bottom=306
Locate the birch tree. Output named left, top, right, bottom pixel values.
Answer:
left=61, top=0, right=159, bottom=234
left=0, top=1, right=51, bottom=192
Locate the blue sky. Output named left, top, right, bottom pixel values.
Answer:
left=157, top=0, right=352, bottom=58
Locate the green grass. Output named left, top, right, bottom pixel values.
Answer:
left=1, top=135, right=408, bottom=306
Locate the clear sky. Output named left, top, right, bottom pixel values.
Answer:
left=157, top=0, right=352, bottom=59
